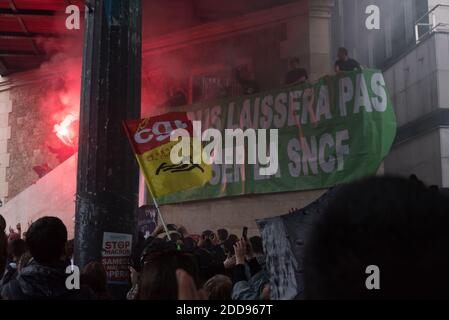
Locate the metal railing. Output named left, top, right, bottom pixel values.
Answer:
left=415, top=4, right=449, bottom=43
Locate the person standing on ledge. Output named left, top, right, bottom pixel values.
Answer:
left=335, top=47, right=362, bottom=73
left=284, top=57, right=309, bottom=87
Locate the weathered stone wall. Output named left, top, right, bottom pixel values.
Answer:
left=6, top=83, right=62, bottom=200
left=0, top=71, right=77, bottom=235
left=0, top=89, right=11, bottom=205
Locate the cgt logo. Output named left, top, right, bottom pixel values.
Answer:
left=134, top=120, right=188, bottom=144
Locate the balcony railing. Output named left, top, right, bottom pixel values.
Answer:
left=415, top=4, right=449, bottom=43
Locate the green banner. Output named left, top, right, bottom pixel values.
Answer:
left=157, top=69, right=397, bottom=205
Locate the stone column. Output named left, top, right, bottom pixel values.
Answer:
left=308, top=0, right=335, bottom=80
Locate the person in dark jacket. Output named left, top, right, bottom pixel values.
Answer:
left=334, top=47, right=362, bottom=73
left=1, top=239, right=27, bottom=286
left=235, top=66, right=260, bottom=95
left=1, top=216, right=94, bottom=300
left=284, top=57, right=309, bottom=87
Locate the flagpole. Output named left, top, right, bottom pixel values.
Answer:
left=147, top=185, right=172, bottom=241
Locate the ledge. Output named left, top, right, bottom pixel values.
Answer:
left=394, top=108, right=449, bottom=145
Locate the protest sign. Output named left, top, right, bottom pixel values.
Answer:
left=101, top=232, right=133, bottom=284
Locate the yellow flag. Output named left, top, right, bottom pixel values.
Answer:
left=124, top=112, right=212, bottom=198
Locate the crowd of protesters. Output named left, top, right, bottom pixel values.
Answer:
left=1, top=174, right=449, bottom=300
left=124, top=224, right=268, bottom=300
left=0, top=210, right=268, bottom=300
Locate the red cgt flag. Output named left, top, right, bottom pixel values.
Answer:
left=123, top=112, right=211, bottom=198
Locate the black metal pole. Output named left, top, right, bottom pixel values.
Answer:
left=74, top=0, right=141, bottom=299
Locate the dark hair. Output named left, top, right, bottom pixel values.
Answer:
left=193, top=246, right=225, bottom=285
left=223, top=237, right=237, bottom=256
left=81, top=261, right=109, bottom=299
left=249, top=236, right=263, bottom=255
left=338, top=47, right=348, bottom=55
left=217, top=229, right=229, bottom=242
left=25, top=217, right=67, bottom=264
left=167, top=232, right=183, bottom=242
left=202, top=230, right=214, bottom=239
left=183, top=237, right=197, bottom=251
left=200, top=230, right=216, bottom=248
left=0, top=214, right=5, bottom=232
left=304, top=176, right=449, bottom=299
left=203, top=274, right=233, bottom=300
left=228, top=234, right=239, bottom=243
left=8, top=238, right=27, bottom=260
left=138, top=250, right=199, bottom=300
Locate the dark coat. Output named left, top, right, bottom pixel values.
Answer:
left=1, top=260, right=94, bottom=300
left=1, top=262, right=17, bottom=287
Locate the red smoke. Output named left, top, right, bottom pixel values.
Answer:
left=42, top=57, right=81, bottom=150
left=54, top=113, right=79, bottom=147
left=35, top=49, right=82, bottom=169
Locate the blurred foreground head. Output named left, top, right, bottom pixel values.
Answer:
left=304, top=176, right=449, bottom=299
left=203, top=274, right=232, bottom=300
left=82, top=261, right=110, bottom=300
left=138, top=240, right=200, bottom=300
left=26, top=217, right=67, bottom=265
